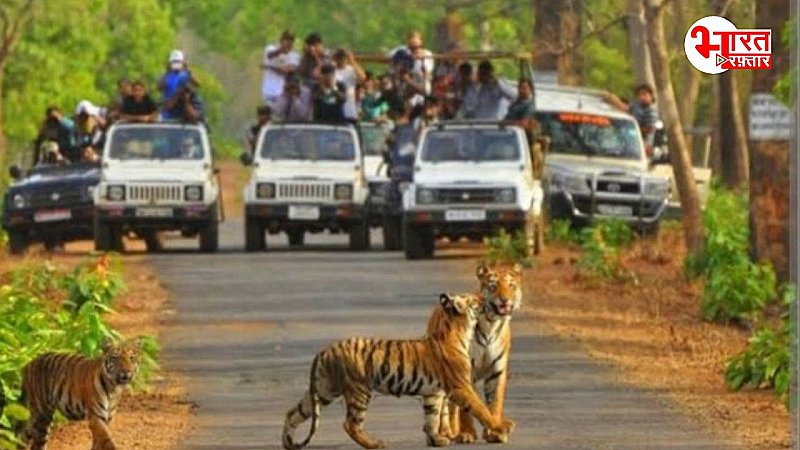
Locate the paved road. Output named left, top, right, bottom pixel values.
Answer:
left=153, top=220, right=737, bottom=450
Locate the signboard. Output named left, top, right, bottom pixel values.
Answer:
left=749, top=93, right=792, bottom=141
left=533, top=70, right=558, bottom=86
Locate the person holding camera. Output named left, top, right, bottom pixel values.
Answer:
left=262, top=30, right=300, bottom=108
left=162, top=81, right=205, bottom=124
left=274, top=72, right=312, bottom=122
left=159, top=49, right=200, bottom=120
left=34, top=106, right=75, bottom=164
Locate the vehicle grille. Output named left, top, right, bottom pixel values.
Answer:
left=277, top=182, right=332, bottom=201
left=29, top=187, right=85, bottom=208
left=127, top=184, right=183, bottom=203
left=596, top=180, right=640, bottom=194
left=434, top=188, right=497, bottom=204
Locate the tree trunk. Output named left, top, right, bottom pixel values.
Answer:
left=717, top=70, right=750, bottom=189
left=533, top=0, right=583, bottom=85
left=625, top=0, right=655, bottom=87
left=750, top=0, right=790, bottom=281
left=644, top=0, right=704, bottom=255
left=433, top=6, right=463, bottom=52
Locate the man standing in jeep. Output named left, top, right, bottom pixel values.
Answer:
left=603, top=84, right=660, bottom=145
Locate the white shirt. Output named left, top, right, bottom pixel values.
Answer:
left=335, top=65, right=359, bottom=119
left=262, top=44, right=300, bottom=99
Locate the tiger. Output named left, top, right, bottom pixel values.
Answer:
left=441, top=263, right=523, bottom=444
left=19, top=337, right=142, bottom=450
left=281, top=293, right=515, bottom=450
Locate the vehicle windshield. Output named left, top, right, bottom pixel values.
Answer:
left=537, top=112, right=642, bottom=159
left=359, top=124, right=391, bottom=157
left=260, top=128, right=356, bottom=161
left=108, top=127, right=205, bottom=160
left=420, top=129, right=521, bottom=162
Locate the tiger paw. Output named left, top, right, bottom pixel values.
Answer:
left=426, top=434, right=451, bottom=447
left=453, top=431, right=477, bottom=444
left=490, top=418, right=515, bottom=436
left=483, top=428, right=510, bottom=444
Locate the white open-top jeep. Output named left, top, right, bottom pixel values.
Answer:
left=93, top=122, right=220, bottom=252
left=241, top=122, right=370, bottom=251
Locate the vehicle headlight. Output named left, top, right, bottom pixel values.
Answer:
left=256, top=182, right=275, bottom=199
left=334, top=183, right=353, bottom=201
left=185, top=185, right=204, bottom=202
left=106, top=185, right=125, bottom=201
left=644, top=180, right=670, bottom=198
left=496, top=188, right=516, bottom=203
left=416, top=188, right=435, bottom=204
left=12, top=193, right=26, bottom=209
left=551, top=172, right=589, bottom=194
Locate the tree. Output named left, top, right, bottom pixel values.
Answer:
left=0, top=0, right=36, bottom=160
left=532, top=0, right=583, bottom=85
left=643, top=0, right=704, bottom=255
left=749, top=0, right=790, bottom=281
left=625, top=0, right=654, bottom=87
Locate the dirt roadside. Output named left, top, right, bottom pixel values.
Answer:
left=0, top=246, right=194, bottom=449
left=518, top=229, right=790, bottom=449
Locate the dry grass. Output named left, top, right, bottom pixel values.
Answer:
left=217, top=159, right=250, bottom=219
left=519, top=229, right=790, bottom=449
left=1, top=245, right=194, bottom=449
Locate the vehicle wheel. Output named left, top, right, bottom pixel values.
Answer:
left=382, top=215, right=402, bottom=251
left=403, top=222, right=434, bottom=260
left=348, top=218, right=370, bottom=251
left=94, top=217, right=114, bottom=252
left=200, top=211, right=219, bottom=253
left=244, top=217, right=265, bottom=252
left=43, top=237, right=61, bottom=252
left=143, top=232, right=162, bottom=253
left=287, top=230, right=305, bottom=247
left=8, top=231, right=28, bottom=255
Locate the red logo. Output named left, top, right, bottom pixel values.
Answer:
left=685, top=16, right=772, bottom=74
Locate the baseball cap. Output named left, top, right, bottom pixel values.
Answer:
left=169, top=49, right=185, bottom=63
left=75, top=100, right=100, bottom=117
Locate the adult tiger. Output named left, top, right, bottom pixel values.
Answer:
left=282, top=293, right=514, bottom=450
left=19, top=338, right=142, bottom=450
left=443, top=263, right=523, bottom=444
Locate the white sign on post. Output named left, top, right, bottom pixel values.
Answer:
left=749, top=93, right=792, bottom=140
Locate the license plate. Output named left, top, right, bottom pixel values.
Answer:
left=597, top=204, right=633, bottom=216
left=445, top=209, right=486, bottom=222
left=34, top=209, right=71, bottom=223
left=135, top=207, right=173, bottom=218
left=288, top=205, right=320, bottom=221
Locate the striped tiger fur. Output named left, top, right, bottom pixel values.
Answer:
left=19, top=338, right=142, bottom=450
left=441, top=263, right=522, bottom=444
left=281, top=293, right=514, bottom=449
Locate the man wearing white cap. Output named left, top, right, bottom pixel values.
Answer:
left=160, top=49, right=198, bottom=119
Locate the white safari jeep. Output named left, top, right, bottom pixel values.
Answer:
left=402, top=122, right=544, bottom=260
left=241, top=123, right=370, bottom=251
left=536, top=86, right=671, bottom=231
left=94, top=122, right=220, bottom=252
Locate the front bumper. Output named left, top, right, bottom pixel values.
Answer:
left=2, top=204, right=95, bottom=240
left=96, top=204, right=214, bottom=228
left=246, top=202, right=366, bottom=228
left=403, top=208, right=527, bottom=235
left=548, top=191, right=667, bottom=225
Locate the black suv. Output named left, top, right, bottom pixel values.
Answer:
left=2, top=162, right=100, bottom=254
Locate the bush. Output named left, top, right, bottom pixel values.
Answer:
left=0, top=230, right=7, bottom=252
left=725, top=287, right=793, bottom=407
left=483, top=229, right=533, bottom=267
left=576, top=220, right=634, bottom=279
left=546, top=219, right=578, bottom=245
left=0, top=256, right=159, bottom=447
left=687, top=187, right=779, bottom=323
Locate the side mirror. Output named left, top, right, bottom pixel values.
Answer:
left=9, top=165, right=22, bottom=181
left=239, top=152, right=253, bottom=166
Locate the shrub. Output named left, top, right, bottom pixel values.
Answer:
left=687, top=187, right=780, bottom=323
left=0, top=230, right=7, bottom=251
left=576, top=220, right=634, bottom=279
left=546, top=219, right=578, bottom=245
left=725, top=287, right=793, bottom=408
left=0, top=256, right=159, bottom=447
left=483, top=229, right=533, bottom=267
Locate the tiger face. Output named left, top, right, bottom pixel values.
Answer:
left=101, top=338, right=142, bottom=386
left=439, top=292, right=482, bottom=320
left=476, top=263, right=523, bottom=317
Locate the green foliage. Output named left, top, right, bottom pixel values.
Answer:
left=725, top=287, right=793, bottom=407
left=773, top=19, right=795, bottom=107
left=0, top=256, right=159, bottom=447
left=483, top=228, right=532, bottom=268
left=576, top=220, right=634, bottom=279
left=546, top=219, right=579, bottom=245
left=687, top=187, right=779, bottom=323
left=0, top=230, right=7, bottom=252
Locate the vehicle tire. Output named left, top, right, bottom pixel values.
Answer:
left=43, top=237, right=61, bottom=253
left=200, top=211, right=219, bottom=253
left=143, top=231, right=162, bottom=253
left=287, top=230, right=305, bottom=247
left=382, top=215, right=402, bottom=251
left=403, top=222, right=434, bottom=260
left=244, top=217, right=265, bottom=252
left=94, top=217, right=114, bottom=252
left=8, top=231, right=28, bottom=255
left=348, top=218, right=370, bottom=251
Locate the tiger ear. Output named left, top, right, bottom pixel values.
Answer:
left=439, top=293, right=452, bottom=308
left=476, top=263, right=490, bottom=281
left=101, top=337, right=115, bottom=353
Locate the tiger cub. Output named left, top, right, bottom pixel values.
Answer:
left=20, top=338, right=142, bottom=450
left=282, top=293, right=514, bottom=450
left=443, top=263, right=523, bottom=444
